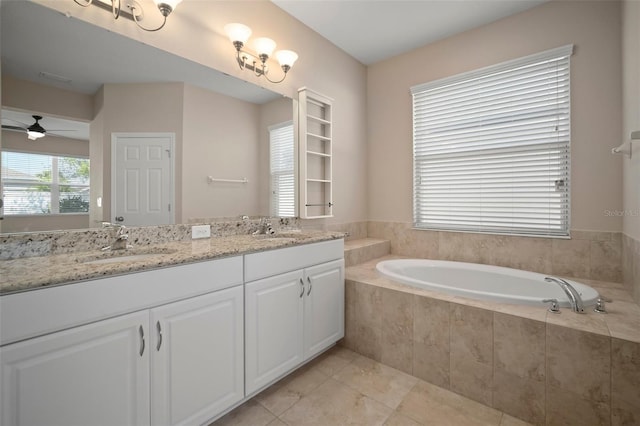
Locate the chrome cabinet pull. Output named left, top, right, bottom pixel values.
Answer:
left=139, top=325, right=145, bottom=356
left=299, top=278, right=304, bottom=298
left=307, top=276, right=312, bottom=296
left=156, top=321, right=163, bottom=351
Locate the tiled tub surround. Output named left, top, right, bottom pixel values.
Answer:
left=344, top=256, right=640, bottom=425
left=0, top=229, right=344, bottom=294
left=368, top=222, right=623, bottom=284
left=622, top=234, right=640, bottom=304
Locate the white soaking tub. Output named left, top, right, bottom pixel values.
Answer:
left=376, top=259, right=599, bottom=307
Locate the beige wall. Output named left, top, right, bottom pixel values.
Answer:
left=622, top=0, right=640, bottom=241
left=2, top=75, right=93, bottom=121
left=181, top=84, right=261, bottom=220
left=35, top=0, right=369, bottom=226
left=367, top=0, right=623, bottom=232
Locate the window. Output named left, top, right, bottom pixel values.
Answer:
left=269, top=122, right=295, bottom=217
left=1, top=151, right=90, bottom=215
left=412, top=45, right=572, bottom=237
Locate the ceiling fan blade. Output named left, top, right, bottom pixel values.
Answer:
left=1, top=125, right=27, bottom=132
left=1, top=118, right=29, bottom=126
left=47, top=129, right=78, bottom=132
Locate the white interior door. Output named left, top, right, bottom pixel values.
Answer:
left=112, top=133, right=174, bottom=226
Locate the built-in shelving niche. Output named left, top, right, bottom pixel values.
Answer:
left=298, top=88, right=333, bottom=219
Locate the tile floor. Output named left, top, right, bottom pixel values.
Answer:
left=210, top=345, right=533, bottom=426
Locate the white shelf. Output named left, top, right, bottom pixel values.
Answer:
left=307, top=150, right=331, bottom=158
left=307, top=132, right=331, bottom=142
left=308, top=115, right=331, bottom=125
left=298, top=88, right=333, bottom=219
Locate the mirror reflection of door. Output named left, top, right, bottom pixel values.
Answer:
left=112, top=133, right=175, bottom=226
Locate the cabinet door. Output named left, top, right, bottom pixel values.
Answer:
left=245, top=270, right=304, bottom=395
left=0, top=311, right=150, bottom=426
left=304, top=259, right=345, bottom=359
left=151, top=286, right=244, bottom=426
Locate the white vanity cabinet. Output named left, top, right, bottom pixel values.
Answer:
left=0, top=256, right=244, bottom=426
left=244, top=240, right=344, bottom=395
left=151, top=285, right=244, bottom=426
left=0, top=310, right=151, bottom=426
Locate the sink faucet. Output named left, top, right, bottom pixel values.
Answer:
left=545, top=276, right=584, bottom=313
left=252, top=218, right=275, bottom=235
left=101, top=222, right=130, bottom=250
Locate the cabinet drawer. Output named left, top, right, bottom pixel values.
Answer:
left=244, top=239, right=344, bottom=282
left=0, top=256, right=243, bottom=346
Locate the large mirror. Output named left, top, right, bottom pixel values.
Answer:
left=0, top=0, right=295, bottom=234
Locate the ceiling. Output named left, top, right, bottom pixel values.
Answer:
left=271, top=0, right=548, bottom=65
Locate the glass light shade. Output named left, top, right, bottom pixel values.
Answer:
left=275, top=50, right=298, bottom=68
left=154, top=0, right=182, bottom=9
left=27, top=131, right=45, bottom=140
left=224, top=23, right=252, bottom=44
left=254, top=37, right=277, bottom=58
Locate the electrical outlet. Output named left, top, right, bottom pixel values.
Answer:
left=191, top=225, right=211, bottom=239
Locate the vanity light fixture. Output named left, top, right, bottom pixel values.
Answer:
left=224, top=23, right=298, bottom=84
left=73, top=0, right=181, bottom=32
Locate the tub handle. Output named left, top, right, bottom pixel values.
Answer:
left=594, top=297, right=612, bottom=314
left=542, top=299, right=560, bottom=314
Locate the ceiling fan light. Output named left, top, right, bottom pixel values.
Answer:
left=27, top=130, right=45, bottom=140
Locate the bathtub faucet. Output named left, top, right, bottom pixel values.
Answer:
left=544, top=276, right=584, bottom=313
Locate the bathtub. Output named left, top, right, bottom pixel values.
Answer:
left=376, top=259, right=599, bottom=307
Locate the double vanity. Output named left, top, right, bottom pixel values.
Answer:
left=0, top=231, right=345, bottom=426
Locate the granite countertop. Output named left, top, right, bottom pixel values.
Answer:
left=0, top=231, right=345, bottom=295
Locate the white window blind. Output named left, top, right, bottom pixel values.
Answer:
left=1, top=151, right=90, bottom=215
left=412, top=45, right=572, bottom=237
left=269, top=122, right=295, bottom=217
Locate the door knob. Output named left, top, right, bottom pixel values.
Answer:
left=115, top=216, right=124, bottom=222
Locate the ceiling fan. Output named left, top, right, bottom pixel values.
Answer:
left=1, top=115, right=77, bottom=140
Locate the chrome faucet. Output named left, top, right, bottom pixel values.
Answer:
left=101, top=222, right=130, bottom=250
left=545, top=276, right=584, bottom=313
left=252, top=217, right=275, bottom=235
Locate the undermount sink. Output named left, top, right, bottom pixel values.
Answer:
left=79, top=248, right=177, bottom=265
left=82, top=253, right=163, bottom=265
left=251, top=234, right=299, bottom=242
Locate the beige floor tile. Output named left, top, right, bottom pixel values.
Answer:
left=396, top=380, right=502, bottom=426
left=309, top=345, right=358, bottom=377
left=255, top=364, right=329, bottom=416
left=332, top=354, right=419, bottom=409
left=499, top=414, right=534, bottom=426
left=209, top=400, right=276, bottom=426
left=279, top=377, right=393, bottom=426
left=267, top=419, right=287, bottom=426
left=384, top=412, right=423, bottom=426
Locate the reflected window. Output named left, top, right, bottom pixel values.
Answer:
left=269, top=122, right=295, bottom=217
left=1, top=151, right=90, bottom=215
